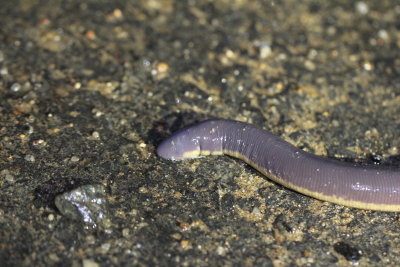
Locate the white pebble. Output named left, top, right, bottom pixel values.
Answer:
left=82, top=259, right=99, bottom=267
left=5, top=174, right=15, bottom=183
left=378, top=29, right=389, bottom=40
left=0, top=67, right=8, bottom=76
left=70, top=156, right=80, bottom=162
left=10, top=83, right=21, bottom=92
left=25, top=154, right=35, bottom=162
left=356, top=2, right=369, bottom=15
left=260, top=44, right=271, bottom=58
left=48, top=214, right=55, bottom=221
left=91, top=131, right=100, bottom=139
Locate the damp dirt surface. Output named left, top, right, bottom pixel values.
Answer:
left=1, top=0, right=400, bottom=266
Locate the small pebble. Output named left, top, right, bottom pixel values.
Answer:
left=24, top=154, right=35, bottom=162
left=112, top=8, right=123, bottom=19
left=70, top=156, right=80, bottom=162
left=363, top=62, right=373, bottom=71
left=48, top=253, right=60, bottom=262
left=355, top=2, right=368, bottom=14
left=142, top=59, right=151, bottom=68
left=122, top=228, right=130, bottom=238
left=101, top=243, right=111, bottom=252
left=139, top=142, right=147, bottom=148
left=304, top=60, right=316, bottom=71
left=55, top=184, right=109, bottom=228
left=259, top=43, right=271, bottom=58
left=5, top=174, right=15, bottom=183
left=378, top=29, right=389, bottom=40
left=388, top=146, right=398, bottom=156
left=74, top=82, right=82, bottom=89
left=106, top=8, right=124, bottom=22
left=156, top=62, right=169, bottom=73
left=252, top=207, right=262, bottom=216
left=86, top=235, right=96, bottom=245
left=48, top=214, right=55, bottom=221
left=10, top=83, right=21, bottom=92
left=32, top=139, right=46, bottom=147
left=0, top=67, right=8, bottom=75
left=216, top=246, right=227, bottom=256
left=82, top=259, right=99, bottom=267
left=91, top=131, right=100, bottom=139
left=85, top=30, right=96, bottom=40
left=171, top=233, right=182, bottom=240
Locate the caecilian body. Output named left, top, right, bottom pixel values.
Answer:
left=157, top=119, right=400, bottom=212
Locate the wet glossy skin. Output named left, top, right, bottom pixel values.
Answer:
left=157, top=119, right=400, bottom=211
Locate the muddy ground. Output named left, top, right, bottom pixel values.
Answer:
left=1, top=0, right=400, bottom=266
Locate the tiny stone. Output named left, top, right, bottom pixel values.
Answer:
left=308, top=49, right=318, bottom=59
left=259, top=44, right=271, bottom=58
left=129, top=209, right=138, bottom=216
left=82, top=259, right=99, bottom=267
left=378, top=29, right=389, bottom=40
left=304, top=60, right=316, bottom=71
left=101, top=243, right=111, bottom=252
left=48, top=214, right=55, bottom=221
left=55, top=184, right=109, bottom=228
left=332, top=120, right=340, bottom=127
left=91, top=131, right=100, bottom=139
left=171, top=233, right=182, bottom=240
left=74, top=82, right=82, bottom=89
left=142, top=59, right=150, bottom=67
left=104, top=227, right=113, bottom=234
left=114, top=8, right=123, bottom=17
left=27, top=125, right=34, bottom=134
left=34, top=83, right=42, bottom=90
left=32, top=139, right=46, bottom=146
left=70, top=156, right=80, bottom=162
left=388, top=146, right=398, bottom=156
left=156, top=62, right=169, bottom=73
left=139, top=142, right=146, bottom=148
left=86, top=235, right=96, bottom=244
left=139, top=186, right=148, bottom=193
left=10, top=83, right=21, bottom=92
left=0, top=67, right=8, bottom=75
left=216, top=246, right=226, bottom=256
left=48, top=253, right=60, bottom=262
left=5, top=174, right=15, bottom=183
left=0, top=169, right=10, bottom=176
left=252, top=207, right=262, bottom=216
left=93, top=109, right=103, bottom=117
left=327, top=26, right=336, bottom=36
left=356, top=2, right=368, bottom=15
left=22, top=81, right=32, bottom=91
left=363, top=62, right=373, bottom=71
left=24, top=154, right=35, bottom=162
left=124, top=249, right=133, bottom=255
left=122, top=228, right=130, bottom=238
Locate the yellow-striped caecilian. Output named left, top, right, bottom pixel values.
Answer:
left=157, top=119, right=400, bottom=212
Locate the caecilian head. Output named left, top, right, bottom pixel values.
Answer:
left=156, top=126, right=202, bottom=160
left=156, top=120, right=224, bottom=160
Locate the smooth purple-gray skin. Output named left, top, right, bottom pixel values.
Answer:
left=157, top=119, right=400, bottom=208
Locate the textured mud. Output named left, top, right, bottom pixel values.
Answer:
left=1, top=0, right=400, bottom=266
